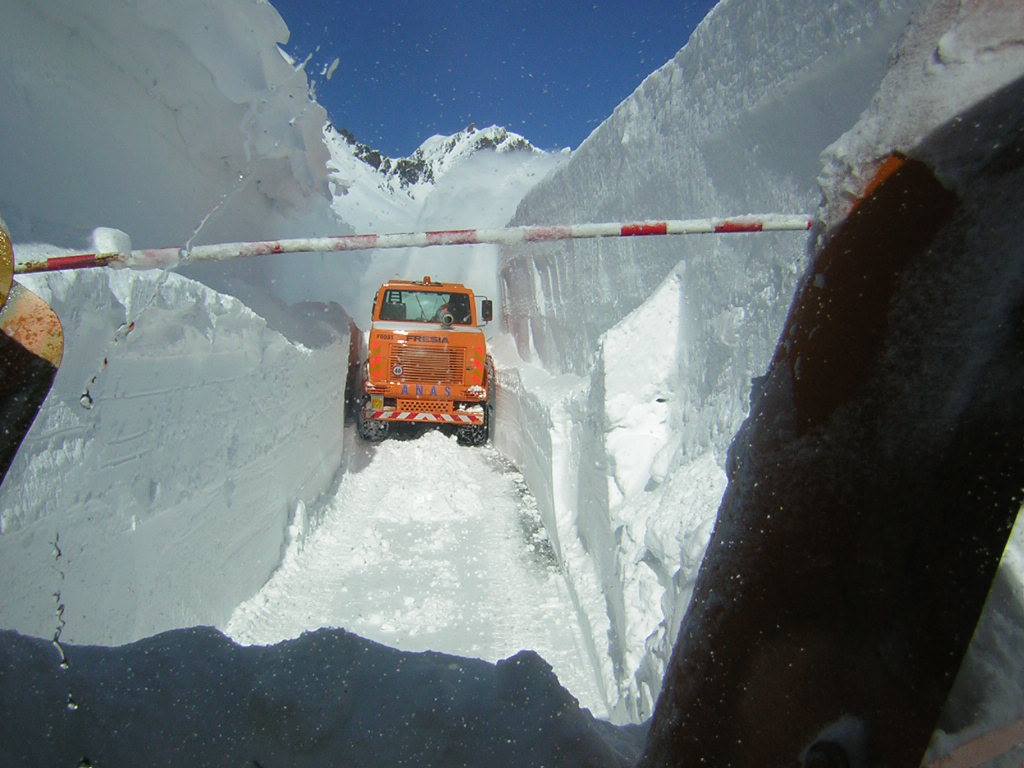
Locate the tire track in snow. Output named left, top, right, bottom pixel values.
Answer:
left=225, top=429, right=606, bottom=716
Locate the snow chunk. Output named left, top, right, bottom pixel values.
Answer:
left=602, top=271, right=682, bottom=501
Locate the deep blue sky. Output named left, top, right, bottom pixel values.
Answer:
left=270, top=1, right=717, bottom=157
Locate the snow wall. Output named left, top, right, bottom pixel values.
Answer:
left=494, top=0, right=922, bottom=721
left=0, top=267, right=351, bottom=645
left=0, top=0, right=339, bottom=266
left=0, top=0, right=354, bottom=645
left=495, top=0, right=1023, bottom=729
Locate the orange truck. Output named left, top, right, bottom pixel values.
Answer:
left=356, top=276, right=494, bottom=445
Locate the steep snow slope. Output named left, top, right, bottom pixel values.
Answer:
left=0, top=263, right=349, bottom=645
left=325, top=123, right=545, bottom=231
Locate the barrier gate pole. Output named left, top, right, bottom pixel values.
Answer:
left=13, top=214, right=813, bottom=275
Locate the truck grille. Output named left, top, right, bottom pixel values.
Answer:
left=391, top=345, right=465, bottom=384
left=398, top=399, right=453, bottom=413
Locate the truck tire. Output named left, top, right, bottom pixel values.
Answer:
left=457, top=358, right=494, bottom=447
left=356, top=397, right=388, bottom=442
left=456, top=420, right=488, bottom=446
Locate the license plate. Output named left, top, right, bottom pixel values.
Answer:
left=370, top=395, right=384, bottom=410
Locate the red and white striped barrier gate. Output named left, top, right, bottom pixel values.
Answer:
left=13, top=214, right=813, bottom=274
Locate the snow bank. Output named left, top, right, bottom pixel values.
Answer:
left=0, top=267, right=349, bottom=645
left=496, top=0, right=925, bottom=721
left=0, top=0, right=337, bottom=251
left=0, top=626, right=645, bottom=767
left=490, top=346, right=620, bottom=715
left=0, top=0, right=360, bottom=645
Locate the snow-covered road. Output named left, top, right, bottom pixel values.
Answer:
left=225, top=429, right=606, bottom=716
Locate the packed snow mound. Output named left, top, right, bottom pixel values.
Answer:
left=0, top=266, right=348, bottom=645
left=0, top=626, right=645, bottom=768
left=0, top=0, right=337, bottom=249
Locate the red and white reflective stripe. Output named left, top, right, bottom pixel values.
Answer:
left=372, top=410, right=484, bottom=425
left=14, top=252, right=118, bottom=274
left=13, top=215, right=813, bottom=274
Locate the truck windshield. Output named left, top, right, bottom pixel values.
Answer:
left=379, top=289, right=472, bottom=324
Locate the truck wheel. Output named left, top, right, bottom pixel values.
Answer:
left=457, top=359, right=495, bottom=447
left=457, top=402, right=491, bottom=447
left=356, top=398, right=388, bottom=442
left=456, top=423, right=488, bottom=446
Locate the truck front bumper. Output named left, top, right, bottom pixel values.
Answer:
left=369, top=409, right=484, bottom=425
left=364, top=394, right=485, bottom=425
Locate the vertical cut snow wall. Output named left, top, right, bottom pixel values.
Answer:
left=0, top=270, right=349, bottom=645
left=496, top=0, right=924, bottom=721
left=0, top=0, right=354, bottom=644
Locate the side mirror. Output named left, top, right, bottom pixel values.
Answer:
left=481, top=299, right=493, bottom=323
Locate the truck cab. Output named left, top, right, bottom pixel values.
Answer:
left=357, top=276, right=494, bottom=445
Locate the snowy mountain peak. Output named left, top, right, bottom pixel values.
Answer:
left=415, top=124, right=537, bottom=177
left=324, top=123, right=540, bottom=197
left=323, top=122, right=560, bottom=237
